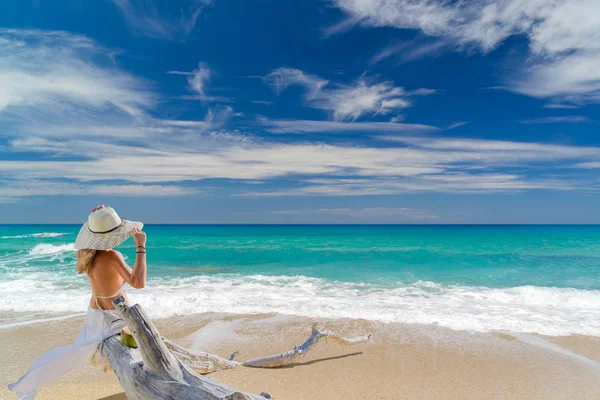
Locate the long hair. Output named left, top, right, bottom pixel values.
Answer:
left=76, top=249, right=97, bottom=274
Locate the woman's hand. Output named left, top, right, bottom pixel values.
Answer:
left=131, top=227, right=146, bottom=248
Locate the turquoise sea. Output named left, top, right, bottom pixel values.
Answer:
left=1, top=225, right=599, bottom=336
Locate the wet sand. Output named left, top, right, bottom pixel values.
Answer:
left=1, top=312, right=599, bottom=399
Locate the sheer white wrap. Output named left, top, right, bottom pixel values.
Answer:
left=8, top=307, right=126, bottom=400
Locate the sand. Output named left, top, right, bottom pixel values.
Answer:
left=1, top=312, right=599, bottom=400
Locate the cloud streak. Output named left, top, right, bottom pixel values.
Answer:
left=2, top=28, right=599, bottom=202
left=370, top=38, right=450, bottom=65
left=3, top=133, right=599, bottom=199
left=520, top=116, right=592, bottom=124
left=0, top=29, right=154, bottom=117
left=265, top=67, right=433, bottom=121
left=0, top=180, right=197, bottom=203
left=170, top=62, right=231, bottom=102
left=332, top=0, right=600, bottom=104
left=111, top=0, right=212, bottom=40
left=260, top=118, right=438, bottom=134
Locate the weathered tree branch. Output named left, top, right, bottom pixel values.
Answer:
left=101, top=297, right=371, bottom=398
left=101, top=297, right=272, bottom=400
left=242, top=323, right=371, bottom=368
left=164, top=322, right=372, bottom=373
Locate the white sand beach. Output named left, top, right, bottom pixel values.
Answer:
left=2, top=312, right=599, bottom=400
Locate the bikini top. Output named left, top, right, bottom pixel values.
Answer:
left=92, top=282, right=128, bottom=310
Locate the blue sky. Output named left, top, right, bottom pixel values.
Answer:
left=0, top=0, right=599, bottom=224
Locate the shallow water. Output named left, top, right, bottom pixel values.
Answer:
left=1, top=224, right=599, bottom=335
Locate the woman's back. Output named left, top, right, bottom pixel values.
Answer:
left=88, top=250, right=127, bottom=310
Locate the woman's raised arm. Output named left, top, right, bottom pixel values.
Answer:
left=112, top=228, right=147, bottom=289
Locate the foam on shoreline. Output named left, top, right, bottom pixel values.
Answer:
left=1, top=274, right=599, bottom=336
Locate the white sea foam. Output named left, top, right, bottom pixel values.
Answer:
left=1, top=232, right=67, bottom=239
left=28, top=243, right=76, bottom=256
left=0, top=274, right=599, bottom=336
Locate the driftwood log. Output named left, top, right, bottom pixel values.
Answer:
left=101, top=297, right=371, bottom=398
left=100, top=297, right=272, bottom=399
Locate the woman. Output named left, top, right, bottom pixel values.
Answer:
left=8, top=205, right=147, bottom=400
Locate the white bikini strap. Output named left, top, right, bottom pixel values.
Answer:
left=94, top=282, right=128, bottom=299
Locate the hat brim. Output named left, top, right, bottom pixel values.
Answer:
left=74, top=219, right=143, bottom=250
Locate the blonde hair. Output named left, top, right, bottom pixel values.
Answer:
left=76, top=249, right=97, bottom=274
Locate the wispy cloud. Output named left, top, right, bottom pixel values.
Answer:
left=265, top=67, right=433, bottom=121
left=370, top=38, right=449, bottom=65
left=512, top=50, right=600, bottom=104
left=446, top=122, right=469, bottom=130
left=574, top=162, right=600, bottom=169
left=260, top=118, right=438, bottom=134
left=520, top=116, right=592, bottom=124
left=264, top=67, right=328, bottom=95
left=0, top=29, right=154, bottom=118
left=242, top=175, right=582, bottom=197
left=0, top=29, right=237, bottom=199
left=2, top=28, right=599, bottom=202
left=186, top=63, right=211, bottom=97
left=0, top=180, right=197, bottom=202
left=111, top=0, right=212, bottom=40
left=169, top=62, right=231, bottom=102
left=251, top=100, right=274, bottom=106
left=3, top=133, right=600, bottom=199
left=543, top=103, right=580, bottom=109
left=332, top=0, right=600, bottom=104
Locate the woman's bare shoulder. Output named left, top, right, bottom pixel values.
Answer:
left=106, top=250, right=125, bottom=260
left=95, top=250, right=125, bottom=263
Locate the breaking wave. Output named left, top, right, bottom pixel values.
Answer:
left=1, top=232, right=67, bottom=239
left=0, top=274, right=599, bottom=336
left=28, top=243, right=76, bottom=256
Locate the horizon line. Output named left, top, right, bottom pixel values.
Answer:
left=1, top=223, right=599, bottom=226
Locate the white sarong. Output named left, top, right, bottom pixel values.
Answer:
left=8, top=307, right=126, bottom=400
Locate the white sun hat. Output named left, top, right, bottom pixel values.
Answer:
left=74, top=206, right=143, bottom=250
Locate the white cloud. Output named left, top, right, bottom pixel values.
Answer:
left=370, top=38, right=450, bottom=65
left=334, top=0, right=597, bottom=54
left=543, top=104, right=580, bottom=110
left=203, top=105, right=235, bottom=124
left=264, top=67, right=328, bottom=95
left=333, top=0, right=600, bottom=104
left=2, top=29, right=599, bottom=201
left=251, top=100, right=274, bottom=106
left=0, top=180, right=197, bottom=201
left=513, top=50, right=600, bottom=104
left=317, top=80, right=411, bottom=121
left=265, top=67, right=432, bottom=121
left=574, top=162, right=600, bottom=169
left=379, top=137, right=600, bottom=161
left=187, top=63, right=211, bottom=97
left=170, top=62, right=230, bottom=102
left=260, top=118, right=438, bottom=134
left=520, top=116, right=592, bottom=124
left=3, top=135, right=599, bottom=199
left=111, top=0, right=212, bottom=40
left=0, top=29, right=154, bottom=117
left=242, top=175, right=581, bottom=197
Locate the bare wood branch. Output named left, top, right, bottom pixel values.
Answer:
left=242, top=323, right=372, bottom=368
left=165, top=322, right=372, bottom=373
left=101, top=297, right=272, bottom=400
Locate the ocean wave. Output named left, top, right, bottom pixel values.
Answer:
left=1, top=232, right=67, bottom=239
left=28, top=243, right=76, bottom=256
left=0, top=275, right=599, bottom=336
